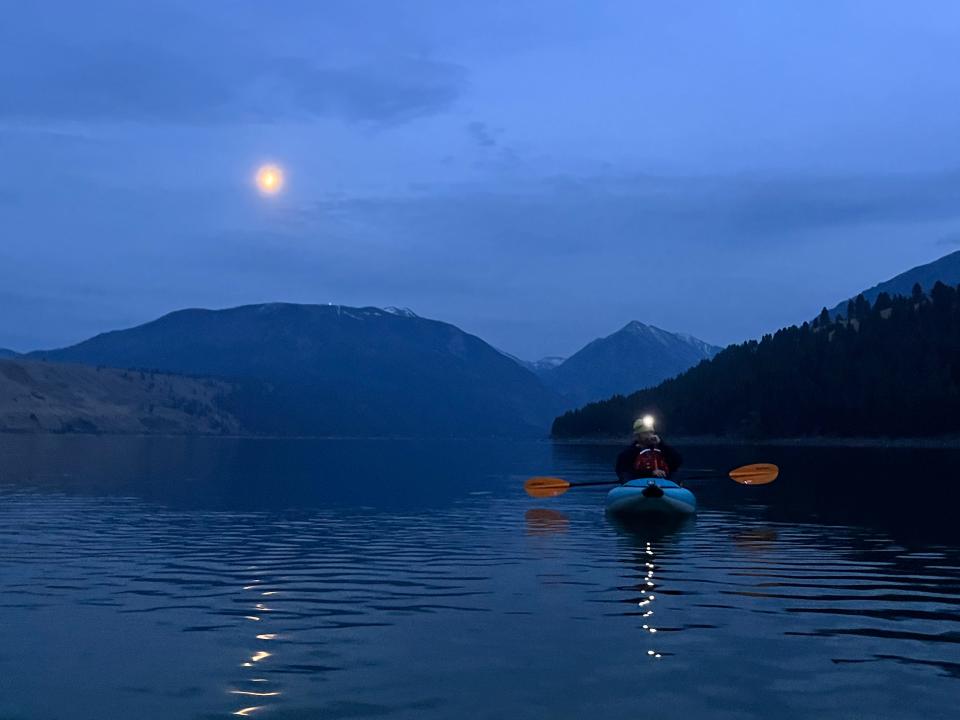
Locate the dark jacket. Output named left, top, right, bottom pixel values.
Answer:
left=615, top=441, right=683, bottom=482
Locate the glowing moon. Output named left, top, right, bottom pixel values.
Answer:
left=255, top=164, right=284, bottom=195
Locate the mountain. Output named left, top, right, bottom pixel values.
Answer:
left=29, top=303, right=561, bottom=437
left=829, top=249, right=960, bottom=317
left=0, top=348, right=19, bottom=358
left=553, top=283, right=960, bottom=440
left=539, top=321, right=722, bottom=407
left=0, top=359, right=241, bottom=434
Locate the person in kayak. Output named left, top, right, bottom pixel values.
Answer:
left=615, top=415, right=683, bottom=483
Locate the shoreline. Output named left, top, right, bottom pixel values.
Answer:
left=3, top=429, right=960, bottom=448
left=550, top=434, right=960, bottom=449
left=0, top=430, right=547, bottom=442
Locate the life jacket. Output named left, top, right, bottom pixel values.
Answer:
left=633, top=447, right=670, bottom=478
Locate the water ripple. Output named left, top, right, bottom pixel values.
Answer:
left=1, top=471, right=959, bottom=720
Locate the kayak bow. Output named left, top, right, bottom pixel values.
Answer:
left=606, top=478, right=697, bottom=517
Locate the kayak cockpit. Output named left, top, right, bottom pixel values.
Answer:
left=606, top=478, right=697, bottom=517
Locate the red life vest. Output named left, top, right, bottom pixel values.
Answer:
left=633, top=447, right=669, bottom=477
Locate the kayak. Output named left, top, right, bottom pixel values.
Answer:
left=606, top=478, right=697, bottom=517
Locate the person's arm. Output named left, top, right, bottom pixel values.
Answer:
left=615, top=447, right=635, bottom=482
left=662, top=443, right=683, bottom=475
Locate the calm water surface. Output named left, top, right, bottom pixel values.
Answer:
left=1, top=436, right=958, bottom=719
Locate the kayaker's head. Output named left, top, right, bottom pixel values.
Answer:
left=632, top=415, right=660, bottom=447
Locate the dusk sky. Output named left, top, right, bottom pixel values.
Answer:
left=3, top=1, right=960, bottom=359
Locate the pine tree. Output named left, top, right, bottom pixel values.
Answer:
left=931, top=281, right=956, bottom=310
left=874, top=292, right=893, bottom=312
left=912, top=282, right=925, bottom=303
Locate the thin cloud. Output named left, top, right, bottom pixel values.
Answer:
left=299, top=170, right=960, bottom=256
left=936, top=231, right=960, bottom=247
left=0, top=49, right=466, bottom=126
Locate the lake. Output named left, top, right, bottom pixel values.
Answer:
left=1, top=436, right=958, bottom=719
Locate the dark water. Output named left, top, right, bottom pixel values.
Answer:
left=1, top=436, right=959, bottom=720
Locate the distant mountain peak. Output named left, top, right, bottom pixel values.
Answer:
left=622, top=320, right=659, bottom=332
left=537, top=322, right=722, bottom=407
left=618, top=321, right=682, bottom=347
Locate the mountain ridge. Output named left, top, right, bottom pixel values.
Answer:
left=829, top=249, right=960, bottom=317
left=7, top=303, right=723, bottom=437
left=29, top=302, right=561, bottom=437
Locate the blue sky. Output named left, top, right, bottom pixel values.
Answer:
left=3, top=1, right=960, bottom=358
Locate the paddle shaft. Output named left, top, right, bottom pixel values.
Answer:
left=560, top=479, right=626, bottom=489
left=561, top=471, right=721, bottom=489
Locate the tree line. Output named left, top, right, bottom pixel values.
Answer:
left=552, top=283, right=960, bottom=439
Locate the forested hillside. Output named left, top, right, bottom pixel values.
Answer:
left=553, top=283, right=960, bottom=439
left=828, top=250, right=960, bottom=317
left=0, top=359, right=241, bottom=434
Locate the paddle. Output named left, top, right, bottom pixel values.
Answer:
left=728, top=463, right=779, bottom=485
left=524, top=477, right=621, bottom=498
left=524, top=463, right=779, bottom=498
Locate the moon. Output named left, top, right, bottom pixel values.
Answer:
left=255, top=164, right=284, bottom=195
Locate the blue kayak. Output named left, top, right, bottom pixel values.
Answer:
left=606, top=478, right=697, bottom=517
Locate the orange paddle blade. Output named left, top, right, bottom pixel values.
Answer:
left=729, top=463, right=779, bottom=485
left=524, top=476, right=572, bottom=498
